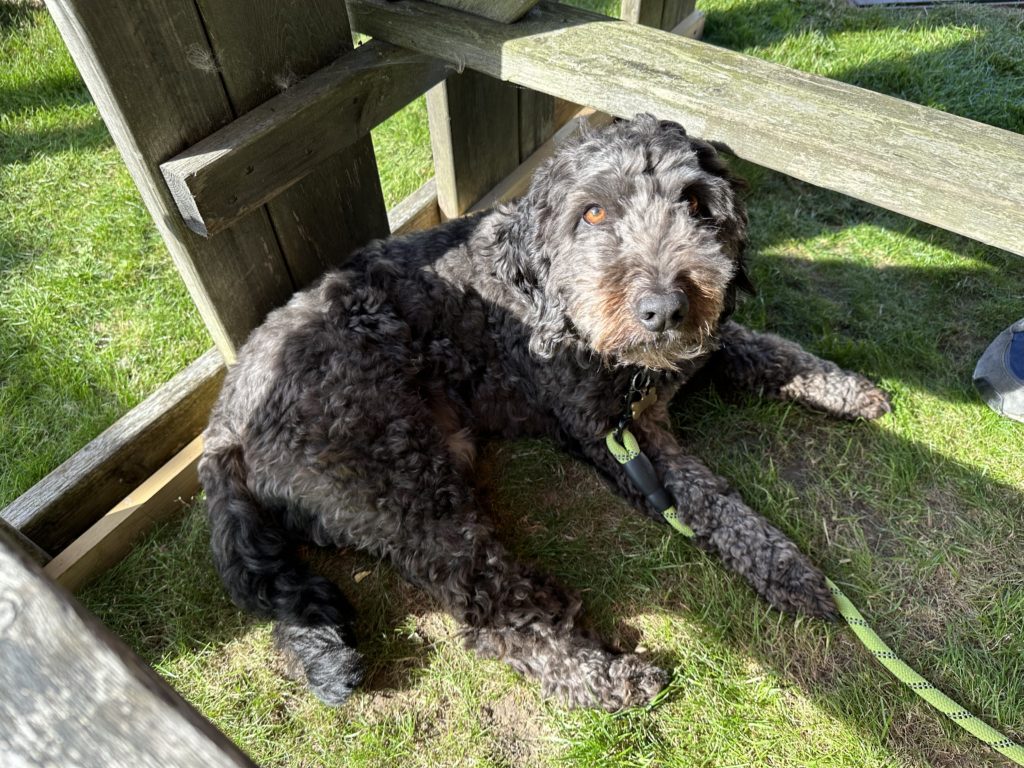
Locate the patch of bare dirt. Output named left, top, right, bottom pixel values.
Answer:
left=479, top=690, right=554, bottom=767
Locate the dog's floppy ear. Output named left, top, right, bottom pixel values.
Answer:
left=687, top=137, right=755, bottom=320
left=720, top=259, right=756, bottom=321
left=477, top=198, right=576, bottom=360
left=485, top=204, right=540, bottom=293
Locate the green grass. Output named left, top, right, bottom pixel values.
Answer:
left=3, top=0, right=1024, bottom=766
left=0, top=4, right=208, bottom=505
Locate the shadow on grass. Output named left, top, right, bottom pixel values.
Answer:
left=485, top=402, right=1023, bottom=766
left=0, top=2, right=38, bottom=31
left=0, top=69, right=94, bottom=113
left=1, top=16, right=109, bottom=167
left=78, top=389, right=1022, bottom=766
left=702, top=0, right=1024, bottom=135
left=0, top=113, right=110, bottom=167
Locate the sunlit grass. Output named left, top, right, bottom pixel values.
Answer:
left=3, top=0, right=1021, bottom=765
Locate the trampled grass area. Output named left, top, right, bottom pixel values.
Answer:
left=3, top=0, right=1023, bottom=766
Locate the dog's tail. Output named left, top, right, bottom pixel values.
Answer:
left=200, top=440, right=363, bottom=704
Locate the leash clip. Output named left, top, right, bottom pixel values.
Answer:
left=616, top=370, right=656, bottom=439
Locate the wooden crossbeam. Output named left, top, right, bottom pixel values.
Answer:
left=349, top=0, right=1024, bottom=258
left=1, top=349, right=224, bottom=555
left=470, top=108, right=613, bottom=212
left=161, top=41, right=448, bottom=238
left=44, top=436, right=203, bottom=593
left=419, top=0, right=541, bottom=22
left=388, top=178, right=442, bottom=234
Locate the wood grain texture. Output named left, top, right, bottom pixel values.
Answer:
left=471, top=108, right=613, bottom=211
left=419, top=0, right=541, bottom=22
left=44, top=437, right=203, bottom=593
left=0, top=529, right=257, bottom=768
left=0, top=518, right=50, bottom=567
left=161, top=41, right=448, bottom=238
left=193, top=0, right=391, bottom=290
left=349, top=0, right=1024, bottom=258
left=426, top=71, right=521, bottom=218
left=389, top=177, right=442, bottom=234
left=46, top=0, right=295, bottom=359
left=620, top=0, right=663, bottom=25
left=1, top=349, right=224, bottom=555
left=518, top=87, right=556, bottom=161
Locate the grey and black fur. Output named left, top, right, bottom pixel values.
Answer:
left=200, top=115, right=890, bottom=711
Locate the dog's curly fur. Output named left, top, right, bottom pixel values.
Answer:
left=199, top=115, right=890, bottom=711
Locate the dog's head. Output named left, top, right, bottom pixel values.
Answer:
left=490, top=113, right=752, bottom=370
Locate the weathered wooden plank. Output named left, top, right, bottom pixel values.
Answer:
left=46, top=0, right=295, bottom=359
left=1, top=349, right=224, bottom=555
left=419, top=0, right=541, bottom=22
left=44, top=437, right=203, bottom=593
left=426, top=71, right=521, bottom=218
left=0, top=529, right=257, bottom=768
left=471, top=108, right=613, bottom=212
left=518, top=87, right=556, bottom=161
left=621, top=0, right=663, bottom=25
left=659, top=0, right=695, bottom=30
left=389, top=177, right=442, bottom=234
left=193, top=0, right=391, bottom=289
left=0, top=518, right=50, bottom=567
left=349, top=0, right=1024, bottom=258
left=161, top=42, right=448, bottom=239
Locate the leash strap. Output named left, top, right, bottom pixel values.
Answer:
left=607, top=426, right=1024, bottom=764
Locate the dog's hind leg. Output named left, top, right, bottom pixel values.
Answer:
left=201, top=439, right=364, bottom=706
left=385, top=511, right=667, bottom=711
left=707, top=320, right=891, bottom=420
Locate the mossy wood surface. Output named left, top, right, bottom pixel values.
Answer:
left=351, top=0, right=1024, bottom=258
left=161, top=41, right=448, bottom=239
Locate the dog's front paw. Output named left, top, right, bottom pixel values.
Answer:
left=841, top=375, right=892, bottom=420
left=782, top=370, right=891, bottom=421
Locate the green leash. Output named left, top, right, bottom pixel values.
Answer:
left=607, top=426, right=1024, bottom=764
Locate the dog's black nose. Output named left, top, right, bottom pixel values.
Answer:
left=635, top=291, right=689, bottom=333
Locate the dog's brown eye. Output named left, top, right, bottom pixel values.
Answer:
left=686, top=193, right=701, bottom=216
left=582, top=205, right=606, bottom=225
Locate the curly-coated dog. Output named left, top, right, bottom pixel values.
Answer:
left=200, top=114, right=889, bottom=711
